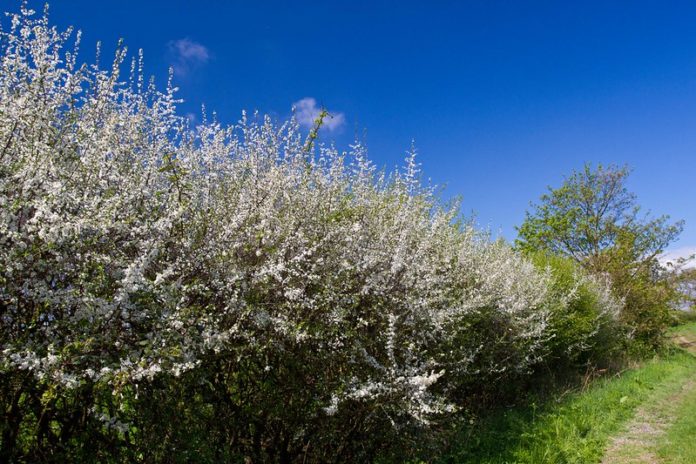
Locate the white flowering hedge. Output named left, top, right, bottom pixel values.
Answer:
left=0, top=5, right=624, bottom=462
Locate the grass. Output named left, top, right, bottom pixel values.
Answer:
left=655, top=386, right=696, bottom=463
left=652, top=323, right=696, bottom=464
left=442, top=323, right=696, bottom=464
left=602, top=322, right=696, bottom=463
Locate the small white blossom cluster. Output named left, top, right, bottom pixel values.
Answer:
left=0, top=5, right=625, bottom=458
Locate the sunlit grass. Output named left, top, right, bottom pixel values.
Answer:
left=443, top=323, right=696, bottom=464
left=656, top=386, right=696, bottom=463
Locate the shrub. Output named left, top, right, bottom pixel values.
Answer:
left=516, top=164, right=682, bottom=350
left=0, top=5, right=626, bottom=462
left=529, top=252, right=623, bottom=368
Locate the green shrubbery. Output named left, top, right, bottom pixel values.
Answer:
left=517, top=164, right=683, bottom=353
left=529, top=252, right=623, bottom=369
left=0, top=4, right=682, bottom=463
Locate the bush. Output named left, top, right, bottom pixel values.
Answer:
left=529, top=252, right=623, bottom=368
left=516, top=164, right=682, bottom=351
left=0, top=5, right=627, bottom=462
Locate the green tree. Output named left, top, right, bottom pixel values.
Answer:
left=516, top=164, right=683, bottom=349
left=665, top=255, right=696, bottom=313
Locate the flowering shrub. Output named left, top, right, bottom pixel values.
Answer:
left=0, top=5, right=624, bottom=462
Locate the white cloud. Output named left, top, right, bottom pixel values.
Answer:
left=660, top=246, right=696, bottom=269
left=167, top=38, right=210, bottom=76
left=293, top=97, right=345, bottom=132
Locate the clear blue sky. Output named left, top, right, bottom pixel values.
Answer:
left=43, top=1, right=696, bottom=254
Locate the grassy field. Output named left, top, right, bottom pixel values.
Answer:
left=443, top=323, right=696, bottom=464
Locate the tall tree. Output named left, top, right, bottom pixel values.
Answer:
left=516, top=164, right=683, bottom=348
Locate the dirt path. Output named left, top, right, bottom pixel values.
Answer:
left=601, top=333, right=696, bottom=464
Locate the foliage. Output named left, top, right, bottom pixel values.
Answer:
left=528, top=252, right=622, bottom=368
left=515, top=164, right=681, bottom=270
left=666, top=257, right=696, bottom=313
left=516, top=164, right=683, bottom=349
left=676, top=268, right=696, bottom=311
left=0, top=5, right=613, bottom=462
left=443, top=323, right=696, bottom=463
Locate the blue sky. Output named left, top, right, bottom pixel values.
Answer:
left=43, top=1, right=696, bottom=255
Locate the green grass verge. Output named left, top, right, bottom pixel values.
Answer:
left=653, top=323, right=696, bottom=464
left=442, top=324, right=696, bottom=464
left=655, top=385, right=696, bottom=464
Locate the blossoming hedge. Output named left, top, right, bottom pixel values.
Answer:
left=0, top=6, right=624, bottom=462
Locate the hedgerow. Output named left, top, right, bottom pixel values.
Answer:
left=0, top=5, right=626, bottom=462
